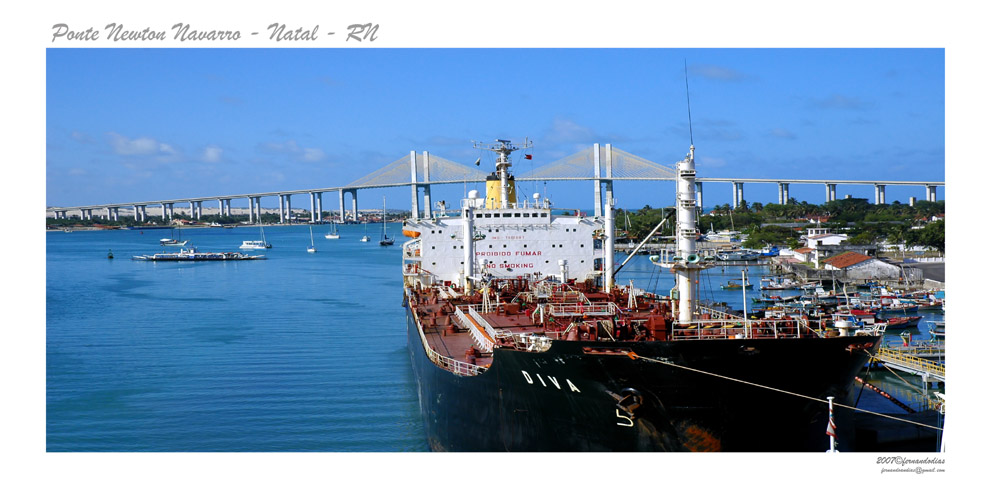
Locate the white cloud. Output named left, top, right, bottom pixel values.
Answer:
left=261, top=139, right=326, bottom=162
left=107, top=132, right=177, bottom=157
left=202, top=146, right=223, bottom=163
left=543, top=118, right=596, bottom=146
left=302, top=148, right=325, bottom=162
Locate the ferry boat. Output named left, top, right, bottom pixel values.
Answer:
left=132, top=247, right=265, bottom=261
left=401, top=139, right=880, bottom=451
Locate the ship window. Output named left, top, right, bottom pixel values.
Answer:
left=431, top=246, right=435, bottom=249
left=540, top=213, right=548, bottom=217
left=485, top=214, right=492, bottom=218
left=475, top=213, right=481, bottom=218
left=580, top=244, right=584, bottom=247
left=489, top=245, right=493, bottom=248
left=514, top=213, right=521, bottom=217
left=523, top=213, right=530, bottom=218
left=453, top=246, right=457, bottom=249
left=523, top=244, right=527, bottom=248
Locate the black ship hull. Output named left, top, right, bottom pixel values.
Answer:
left=406, top=306, right=879, bottom=452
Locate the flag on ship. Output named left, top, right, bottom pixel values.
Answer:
left=826, top=412, right=837, bottom=437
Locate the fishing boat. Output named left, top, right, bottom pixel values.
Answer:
left=883, top=315, right=923, bottom=330
left=379, top=198, right=394, bottom=246
left=927, top=320, right=945, bottom=338
left=716, top=249, right=758, bottom=261
left=720, top=279, right=753, bottom=290
left=324, top=221, right=341, bottom=239
left=401, top=139, right=880, bottom=452
left=132, top=247, right=265, bottom=261
left=759, top=276, right=799, bottom=290
left=307, top=226, right=317, bottom=253
left=240, top=226, right=272, bottom=250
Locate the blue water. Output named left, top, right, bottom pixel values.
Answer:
left=47, top=224, right=427, bottom=451
left=48, top=230, right=943, bottom=451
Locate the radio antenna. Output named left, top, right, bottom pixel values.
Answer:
left=684, top=60, right=694, bottom=146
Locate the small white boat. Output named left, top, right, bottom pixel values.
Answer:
left=324, top=221, right=340, bottom=239
left=360, top=222, right=371, bottom=242
left=160, top=227, right=188, bottom=246
left=379, top=198, right=394, bottom=246
left=160, top=238, right=188, bottom=247
left=240, top=226, right=271, bottom=249
left=240, top=240, right=271, bottom=250
left=307, top=226, right=317, bottom=253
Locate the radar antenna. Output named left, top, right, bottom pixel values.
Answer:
left=684, top=60, right=694, bottom=147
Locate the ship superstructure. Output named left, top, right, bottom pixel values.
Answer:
left=401, top=139, right=880, bottom=452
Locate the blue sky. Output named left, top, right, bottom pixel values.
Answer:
left=46, top=48, right=944, bottom=210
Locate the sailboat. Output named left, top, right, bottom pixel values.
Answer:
left=324, top=220, right=340, bottom=239
left=360, top=222, right=371, bottom=242
left=160, top=226, right=188, bottom=246
left=379, top=198, right=394, bottom=246
left=240, top=225, right=272, bottom=249
left=307, top=225, right=316, bottom=253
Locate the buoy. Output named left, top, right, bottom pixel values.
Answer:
left=107, top=249, right=114, bottom=259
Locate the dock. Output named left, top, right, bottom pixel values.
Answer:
left=874, top=347, right=945, bottom=383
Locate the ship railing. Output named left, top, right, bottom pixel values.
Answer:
left=671, top=317, right=805, bottom=341
left=413, top=303, right=488, bottom=376
left=696, top=306, right=744, bottom=321
left=537, top=302, right=618, bottom=317
left=454, top=305, right=497, bottom=352
left=424, top=343, right=488, bottom=376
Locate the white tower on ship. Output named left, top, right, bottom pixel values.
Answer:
left=655, top=144, right=708, bottom=323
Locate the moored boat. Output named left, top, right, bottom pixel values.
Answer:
left=132, top=247, right=265, bottom=261
left=240, top=226, right=272, bottom=249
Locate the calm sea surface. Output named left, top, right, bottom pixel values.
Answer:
left=47, top=227, right=943, bottom=451
left=47, top=224, right=427, bottom=451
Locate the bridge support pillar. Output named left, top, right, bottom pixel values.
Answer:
left=410, top=151, right=419, bottom=222
left=309, top=192, right=317, bottom=223
left=778, top=182, right=790, bottom=204
left=338, top=189, right=346, bottom=223
left=825, top=183, right=837, bottom=202
left=317, top=192, right=324, bottom=223
left=278, top=195, right=285, bottom=224
left=423, top=151, right=432, bottom=219
left=874, top=184, right=886, bottom=205
left=604, top=144, right=614, bottom=217
left=926, top=184, right=937, bottom=202
left=349, top=190, right=358, bottom=222
left=593, top=143, right=602, bottom=217
left=732, top=182, right=744, bottom=209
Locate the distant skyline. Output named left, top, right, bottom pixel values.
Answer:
left=46, top=48, right=944, bottom=210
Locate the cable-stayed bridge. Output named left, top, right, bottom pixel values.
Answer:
left=49, top=144, right=943, bottom=223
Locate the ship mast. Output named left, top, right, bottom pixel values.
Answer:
left=473, top=139, right=531, bottom=209
left=654, top=144, right=708, bottom=323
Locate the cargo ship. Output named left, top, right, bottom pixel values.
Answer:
left=401, top=139, right=880, bottom=451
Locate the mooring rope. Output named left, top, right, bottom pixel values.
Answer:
left=627, top=351, right=943, bottom=432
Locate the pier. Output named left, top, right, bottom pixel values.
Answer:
left=874, top=346, right=945, bottom=383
